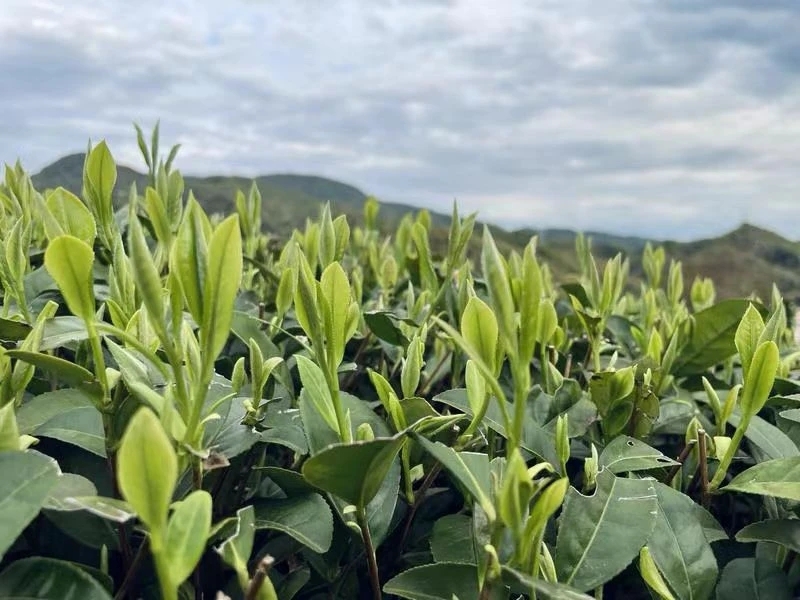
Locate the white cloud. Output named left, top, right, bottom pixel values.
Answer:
left=2, top=0, right=800, bottom=241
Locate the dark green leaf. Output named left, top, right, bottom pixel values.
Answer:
left=39, top=316, right=88, bottom=351
left=54, top=495, right=136, bottom=523
left=728, top=411, right=799, bottom=460
left=736, top=519, right=800, bottom=553
left=674, top=299, right=767, bottom=376
left=555, top=470, right=657, bottom=592
left=0, top=318, right=31, bottom=342
left=430, top=514, right=476, bottom=564
left=503, top=567, right=595, bottom=599
left=434, top=388, right=559, bottom=467
left=412, top=433, right=495, bottom=520
left=0, top=451, right=61, bottom=560
left=253, top=493, right=333, bottom=553
left=364, top=310, right=410, bottom=346
left=722, top=457, right=800, bottom=501
left=17, top=389, right=105, bottom=457
left=598, top=436, right=679, bottom=474
left=301, top=434, right=406, bottom=508
left=383, top=563, right=490, bottom=600
left=715, top=555, right=791, bottom=600
left=648, top=482, right=718, bottom=600
left=0, top=557, right=112, bottom=599
left=202, top=379, right=260, bottom=461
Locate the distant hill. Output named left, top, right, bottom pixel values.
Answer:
left=30, top=153, right=800, bottom=303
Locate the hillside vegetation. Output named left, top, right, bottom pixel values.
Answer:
left=31, top=151, right=800, bottom=304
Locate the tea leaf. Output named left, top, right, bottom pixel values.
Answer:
left=364, top=310, right=411, bottom=346
left=411, top=433, right=496, bottom=521
left=722, top=457, right=800, bottom=502
left=128, top=213, right=167, bottom=338
left=739, top=341, right=779, bottom=419
left=647, top=482, right=718, bottom=600
left=42, top=473, right=98, bottom=511
left=295, top=355, right=339, bottom=434
left=638, top=547, right=676, bottom=600
left=736, top=519, right=800, bottom=554
left=598, top=437, right=679, bottom=474
left=6, top=350, right=100, bottom=395
left=201, top=215, right=243, bottom=368
left=172, top=197, right=207, bottom=324
left=460, top=296, right=499, bottom=373
left=164, top=490, right=212, bottom=586
left=715, top=555, right=791, bottom=600
left=45, top=187, right=97, bottom=245
left=430, top=514, right=476, bottom=564
left=735, top=304, right=765, bottom=381
left=0, top=557, right=112, bottom=600
left=16, top=389, right=105, bottom=457
left=383, top=563, right=482, bottom=600
left=253, top=493, right=334, bottom=553
left=674, top=299, right=767, bottom=375
left=301, top=434, right=406, bottom=508
left=555, top=470, right=657, bottom=591
left=0, top=451, right=61, bottom=560
left=44, top=235, right=96, bottom=321
left=117, top=408, right=177, bottom=536
left=503, top=567, right=596, bottom=599
left=56, top=496, right=136, bottom=523
left=216, top=505, right=256, bottom=585
left=320, top=261, right=350, bottom=367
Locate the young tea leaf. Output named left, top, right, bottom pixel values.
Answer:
left=117, top=407, right=177, bottom=536
left=201, top=215, right=243, bottom=369
left=164, top=490, right=212, bottom=587
left=44, top=235, right=96, bottom=321
left=460, top=296, right=499, bottom=374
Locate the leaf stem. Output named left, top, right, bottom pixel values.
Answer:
left=113, top=538, right=149, bottom=600
left=419, top=350, right=452, bottom=396
left=245, top=556, right=277, bottom=600
left=357, top=507, right=382, bottom=600
left=709, top=419, right=748, bottom=491
left=661, top=439, right=696, bottom=486
left=697, top=429, right=710, bottom=508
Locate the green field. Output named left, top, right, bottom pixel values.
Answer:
left=0, top=128, right=799, bottom=599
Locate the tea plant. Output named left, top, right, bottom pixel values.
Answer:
left=0, top=125, right=799, bottom=599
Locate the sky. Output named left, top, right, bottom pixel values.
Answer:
left=2, top=0, right=800, bottom=241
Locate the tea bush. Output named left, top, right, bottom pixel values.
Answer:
left=0, top=126, right=799, bottom=600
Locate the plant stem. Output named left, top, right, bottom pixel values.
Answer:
left=510, top=360, right=529, bottom=454
left=462, top=391, right=491, bottom=440
left=419, top=350, right=452, bottom=396
left=540, top=345, right=551, bottom=394
left=87, top=321, right=109, bottom=396
left=342, top=332, right=373, bottom=389
left=245, top=556, right=276, bottom=600
left=153, top=548, right=177, bottom=600
left=397, top=463, right=441, bottom=552
left=357, top=507, right=382, bottom=600
left=709, top=420, right=748, bottom=491
left=697, top=429, right=710, bottom=508
left=661, top=439, right=696, bottom=486
left=114, top=538, right=149, bottom=600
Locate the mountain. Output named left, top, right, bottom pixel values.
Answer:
left=30, top=153, right=800, bottom=303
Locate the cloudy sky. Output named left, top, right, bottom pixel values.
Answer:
left=2, top=0, right=799, bottom=241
